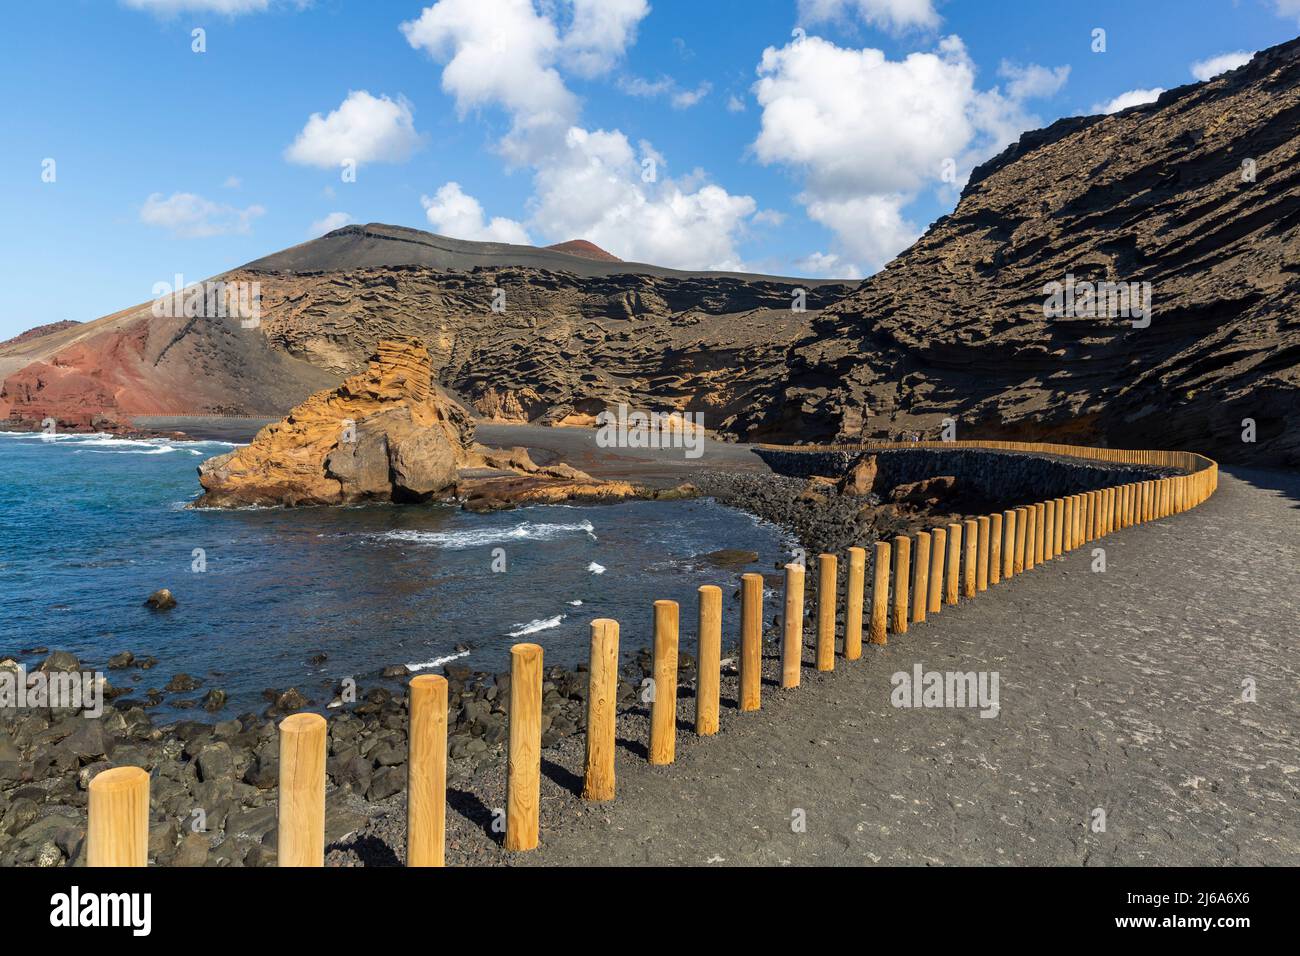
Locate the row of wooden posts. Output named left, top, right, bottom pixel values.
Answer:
left=86, top=462, right=1217, bottom=866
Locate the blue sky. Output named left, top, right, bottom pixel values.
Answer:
left=2, top=0, right=1297, bottom=340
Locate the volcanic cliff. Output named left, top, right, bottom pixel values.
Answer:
left=768, top=37, right=1300, bottom=465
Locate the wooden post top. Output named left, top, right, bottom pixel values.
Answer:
left=279, top=712, right=326, bottom=735
left=88, top=766, right=148, bottom=794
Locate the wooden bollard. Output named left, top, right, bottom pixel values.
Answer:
left=649, top=600, right=679, bottom=765
left=927, top=527, right=946, bottom=613
left=87, top=766, right=150, bottom=867
left=1013, top=509, right=1024, bottom=574
left=845, top=547, right=866, bottom=660
left=998, top=512, right=1019, bottom=580
left=696, top=587, right=721, bottom=735
left=739, top=573, right=763, bottom=711
left=278, top=712, right=327, bottom=866
left=962, top=519, right=977, bottom=597
left=891, top=536, right=911, bottom=633
left=780, top=564, right=805, bottom=688
left=1020, top=506, right=1034, bottom=571
left=506, top=643, right=543, bottom=851
left=1054, top=498, right=1065, bottom=554
left=1079, top=493, right=1089, bottom=543
left=816, top=553, right=837, bottom=671
left=975, top=517, right=990, bottom=591
left=870, top=542, right=890, bottom=644
left=1049, top=500, right=1060, bottom=558
left=945, top=523, right=962, bottom=603
left=408, top=674, right=449, bottom=866
left=582, top=619, right=619, bottom=798
left=1042, top=500, right=1055, bottom=561
left=1143, top=481, right=1153, bottom=522
left=1062, top=497, right=1074, bottom=551
left=1086, top=491, right=1098, bottom=540
left=1033, top=503, right=1046, bottom=566
left=989, top=513, right=1003, bottom=586
left=911, top=533, right=930, bottom=624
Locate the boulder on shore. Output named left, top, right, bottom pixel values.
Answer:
left=195, top=339, right=475, bottom=507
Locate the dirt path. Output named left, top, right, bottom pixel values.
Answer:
left=507, top=467, right=1299, bottom=866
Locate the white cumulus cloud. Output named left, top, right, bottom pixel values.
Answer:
left=403, top=0, right=758, bottom=270
left=1093, top=87, right=1165, bottom=115
left=140, top=192, right=265, bottom=238
left=285, top=91, right=422, bottom=168
left=563, top=0, right=650, bottom=77
left=1190, top=50, right=1254, bottom=82
left=421, top=182, right=531, bottom=244
left=752, top=34, right=1065, bottom=274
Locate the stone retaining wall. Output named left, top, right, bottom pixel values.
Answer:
left=753, top=446, right=1175, bottom=502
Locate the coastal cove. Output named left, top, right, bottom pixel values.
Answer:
left=0, top=431, right=795, bottom=720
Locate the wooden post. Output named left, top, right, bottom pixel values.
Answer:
left=1020, top=506, right=1034, bottom=571
left=870, top=542, right=890, bottom=645
left=963, top=519, right=978, bottom=596
left=816, top=553, right=837, bottom=671
left=1063, top=497, right=1075, bottom=551
left=845, top=547, right=866, bottom=660
left=975, top=517, right=990, bottom=592
left=989, top=513, right=1003, bottom=586
left=649, top=600, right=679, bottom=766
left=1086, top=491, right=1098, bottom=540
left=506, top=642, right=543, bottom=851
left=1033, top=503, right=1046, bottom=566
left=1041, top=501, right=1051, bottom=558
left=408, top=674, right=449, bottom=866
left=911, top=533, right=930, bottom=624
left=696, top=586, right=721, bottom=735
left=87, top=766, right=149, bottom=867
left=891, top=535, right=911, bottom=633
left=780, top=564, right=805, bottom=688
left=946, top=523, right=962, bottom=604
left=927, top=527, right=946, bottom=613
left=1013, top=509, right=1024, bottom=574
left=582, top=619, right=619, bottom=798
left=1003, top=510, right=1018, bottom=578
left=739, top=572, right=763, bottom=711
left=278, top=712, right=327, bottom=867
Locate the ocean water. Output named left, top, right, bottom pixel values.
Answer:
left=0, top=431, right=793, bottom=718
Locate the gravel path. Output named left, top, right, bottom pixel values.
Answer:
left=405, top=466, right=1296, bottom=867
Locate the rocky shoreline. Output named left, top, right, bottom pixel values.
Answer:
left=0, top=459, right=1052, bottom=867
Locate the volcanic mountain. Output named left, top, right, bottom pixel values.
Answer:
left=0, top=224, right=850, bottom=435
left=3, top=35, right=1298, bottom=464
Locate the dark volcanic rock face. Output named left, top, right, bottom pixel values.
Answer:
left=228, top=264, right=850, bottom=438
left=771, top=38, right=1300, bottom=465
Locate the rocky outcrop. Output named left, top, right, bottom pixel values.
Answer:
left=195, top=339, right=474, bottom=507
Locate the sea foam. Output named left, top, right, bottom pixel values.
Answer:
left=374, top=519, right=596, bottom=550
